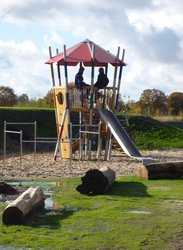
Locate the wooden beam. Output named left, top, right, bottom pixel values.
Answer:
left=3, top=187, right=45, bottom=225
left=139, top=161, right=183, bottom=180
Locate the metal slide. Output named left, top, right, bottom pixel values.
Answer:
left=98, top=108, right=154, bottom=164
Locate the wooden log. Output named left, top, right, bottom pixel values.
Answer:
left=2, top=186, right=45, bottom=225
left=76, top=166, right=116, bottom=195
left=139, top=161, right=183, bottom=180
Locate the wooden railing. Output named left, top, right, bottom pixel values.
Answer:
left=68, top=85, right=118, bottom=109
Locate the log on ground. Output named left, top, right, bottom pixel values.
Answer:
left=2, top=186, right=45, bottom=225
left=76, top=166, right=116, bottom=195
left=139, top=161, right=183, bottom=180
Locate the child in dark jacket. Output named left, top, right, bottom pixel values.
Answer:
left=94, top=67, right=109, bottom=89
left=75, top=66, right=90, bottom=89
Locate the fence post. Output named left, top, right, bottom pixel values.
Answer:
left=20, top=130, right=23, bottom=168
left=34, top=121, right=37, bottom=163
left=70, top=123, right=72, bottom=168
left=3, top=121, right=7, bottom=166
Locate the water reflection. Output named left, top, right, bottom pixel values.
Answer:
left=127, top=209, right=151, bottom=214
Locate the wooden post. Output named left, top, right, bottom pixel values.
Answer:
left=3, top=121, right=6, bottom=167
left=69, top=122, right=72, bottom=168
left=49, top=47, right=59, bottom=142
left=53, top=108, right=67, bottom=161
left=105, top=47, right=120, bottom=160
left=2, top=187, right=45, bottom=225
left=63, top=44, right=71, bottom=143
left=115, top=49, right=125, bottom=110
left=88, top=43, right=95, bottom=159
left=97, top=121, right=102, bottom=160
left=48, top=46, right=55, bottom=87
left=34, top=121, right=37, bottom=164
left=79, top=111, right=83, bottom=161
left=20, top=130, right=23, bottom=168
left=56, top=48, right=61, bottom=86
left=112, top=46, right=120, bottom=110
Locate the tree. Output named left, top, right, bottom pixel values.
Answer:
left=17, top=93, right=29, bottom=106
left=167, top=92, right=183, bottom=115
left=43, top=89, right=54, bottom=108
left=0, top=86, right=17, bottom=106
left=116, top=94, right=125, bottom=112
left=139, top=88, right=167, bottom=115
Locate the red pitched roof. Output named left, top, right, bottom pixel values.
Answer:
left=45, top=39, right=126, bottom=67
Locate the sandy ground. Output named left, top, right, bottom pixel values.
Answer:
left=0, top=149, right=183, bottom=179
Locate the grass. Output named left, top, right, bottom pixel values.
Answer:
left=127, top=115, right=183, bottom=149
left=0, top=176, right=183, bottom=249
left=155, top=115, right=183, bottom=122
left=0, top=107, right=183, bottom=151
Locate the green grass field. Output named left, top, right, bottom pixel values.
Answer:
left=0, top=109, right=183, bottom=249
left=125, top=115, right=183, bottom=149
left=0, top=107, right=183, bottom=151
left=0, top=177, right=183, bottom=249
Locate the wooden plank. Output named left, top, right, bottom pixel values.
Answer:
left=54, top=87, right=71, bottom=158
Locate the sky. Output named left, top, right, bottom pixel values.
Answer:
left=0, top=0, right=183, bottom=101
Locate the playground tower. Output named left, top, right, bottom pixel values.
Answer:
left=45, top=39, right=126, bottom=161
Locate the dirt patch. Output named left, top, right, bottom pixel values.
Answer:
left=0, top=149, right=183, bottom=179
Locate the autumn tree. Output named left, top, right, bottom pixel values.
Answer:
left=0, top=86, right=17, bottom=106
left=17, top=93, right=29, bottom=106
left=43, top=89, right=54, bottom=108
left=167, top=92, right=183, bottom=115
left=116, top=94, right=125, bottom=112
left=139, top=88, right=167, bottom=115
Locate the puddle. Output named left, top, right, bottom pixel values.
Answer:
left=2, top=180, right=81, bottom=216
left=44, top=190, right=54, bottom=210
left=150, top=186, right=170, bottom=191
left=6, top=180, right=56, bottom=187
left=0, top=246, right=31, bottom=250
left=1, top=181, right=57, bottom=211
left=127, top=210, right=151, bottom=214
left=45, top=202, right=81, bottom=215
left=44, top=196, right=54, bottom=209
left=164, top=199, right=183, bottom=212
left=166, top=199, right=183, bottom=203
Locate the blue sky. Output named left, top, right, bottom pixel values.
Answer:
left=0, top=0, right=183, bottom=101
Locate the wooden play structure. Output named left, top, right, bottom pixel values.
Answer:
left=46, top=39, right=127, bottom=161
left=2, top=39, right=182, bottom=182
left=45, top=39, right=183, bottom=179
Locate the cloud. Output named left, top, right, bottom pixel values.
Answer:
left=0, top=57, right=13, bottom=69
left=137, top=28, right=181, bottom=63
left=0, top=39, right=50, bottom=97
left=0, top=0, right=183, bottom=101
